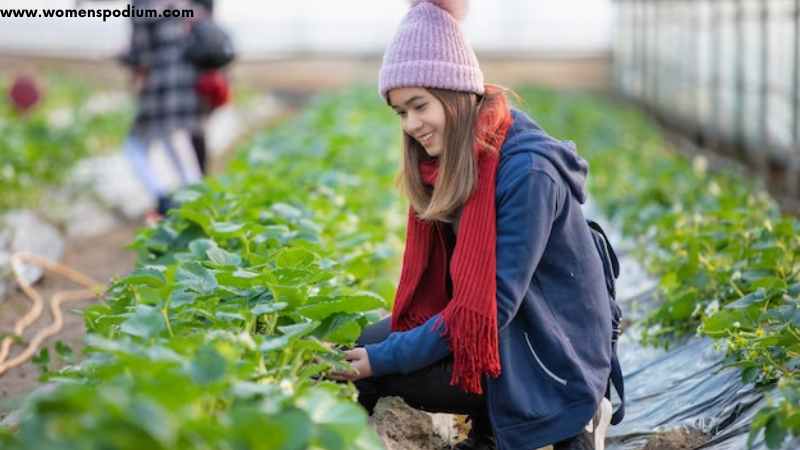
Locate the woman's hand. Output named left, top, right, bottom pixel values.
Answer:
left=328, top=347, right=373, bottom=381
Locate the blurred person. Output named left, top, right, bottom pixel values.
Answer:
left=7, top=74, right=41, bottom=114
left=118, top=0, right=203, bottom=222
left=185, top=0, right=235, bottom=175
left=329, top=1, right=623, bottom=450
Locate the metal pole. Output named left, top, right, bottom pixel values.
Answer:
left=612, top=0, right=620, bottom=93
left=631, top=0, right=636, bottom=98
left=610, top=0, right=625, bottom=92
left=631, top=0, right=639, bottom=98
left=640, top=0, right=648, bottom=103
left=621, top=0, right=630, bottom=95
left=794, top=0, right=799, bottom=148
left=692, top=0, right=701, bottom=139
left=790, top=0, right=800, bottom=196
left=653, top=0, right=660, bottom=113
left=711, top=0, right=721, bottom=147
left=643, top=0, right=651, bottom=107
left=759, top=0, right=769, bottom=154
left=735, top=0, right=746, bottom=159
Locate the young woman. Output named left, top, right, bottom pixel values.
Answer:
left=120, top=0, right=203, bottom=219
left=331, top=1, right=616, bottom=449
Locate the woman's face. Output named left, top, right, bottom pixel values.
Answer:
left=388, top=87, right=446, bottom=157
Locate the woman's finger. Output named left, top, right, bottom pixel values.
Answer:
left=343, top=348, right=362, bottom=361
left=327, top=364, right=360, bottom=380
left=328, top=372, right=348, bottom=381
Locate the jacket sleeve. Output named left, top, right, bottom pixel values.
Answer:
left=364, top=314, right=451, bottom=377
left=495, top=165, right=560, bottom=331
left=364, top=164, right=561, bottom=377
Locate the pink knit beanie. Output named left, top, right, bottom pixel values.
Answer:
left=379, top=0, right=484, bottom=99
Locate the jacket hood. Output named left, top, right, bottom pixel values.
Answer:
left=500, top=109, right=589, bottom=204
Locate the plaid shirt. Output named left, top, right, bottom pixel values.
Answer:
left=126, top=7, right=201, bottom=138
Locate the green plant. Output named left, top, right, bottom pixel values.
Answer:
left=514, top=86, right=800, bottom=448
left=0, top=74, right=131, bottom=212
left=0, top=87, right=403, bottom=450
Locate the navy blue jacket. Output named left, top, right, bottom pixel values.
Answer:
left=365, top=109, right=613, bottom=450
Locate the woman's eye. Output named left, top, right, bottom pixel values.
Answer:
left=396, top=110, right=407, bottom=117
left=415, top=104, right=427, bottom=112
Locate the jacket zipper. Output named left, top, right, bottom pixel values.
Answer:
left=523, top=331, right=567, bottom=386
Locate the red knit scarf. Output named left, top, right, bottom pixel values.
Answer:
left=391, top=87, right=513, bottom=394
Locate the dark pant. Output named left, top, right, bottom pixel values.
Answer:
left=355, top=317, right=493, bottom=436
left=190, top=130, right=208, bottom=175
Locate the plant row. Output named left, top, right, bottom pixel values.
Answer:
left=514, top=87, right=799, bottom=449
left=0, top=74, right=132, bottom=212
left=6, top=83, right=798, bottom=448
left=0, top=88, right=405, bottom=450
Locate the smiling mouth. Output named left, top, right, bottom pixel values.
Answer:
left=417, top=132, right=433, bottom=146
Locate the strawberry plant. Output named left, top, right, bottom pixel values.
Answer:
left=0, top=88, right=402, bottom=450
left=0, top=75, right=131, bottom=212
left=515, top=86, right=800, bottom=448
left=9, top=83, right=798, bottom=448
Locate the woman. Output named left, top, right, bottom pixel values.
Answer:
left=120, top=0, right=203, bottom=219
left=331, top=1, right=615, bottom=449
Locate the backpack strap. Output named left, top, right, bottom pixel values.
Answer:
left=586, top=220, right=619, bottom=278
left=609, top=347, right=625, bottom=425
left=587, top=219, right=626, bottom=425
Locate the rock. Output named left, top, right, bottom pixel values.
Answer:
left=64, top=95, right=284, bottom=221
left=63, top=198, right=120, bottom=239
left=71, top=133, right=208, bottom=220
left=371, top=397, right=454, bottom=450
left=429, top=412, right=459, bottom=446
left=0, top=210, right=65, bottom=291
left=71, top=154, right=154, bottom=220
left=642, top=426, right=709, bottom=450
left=39, top=185, right=121, bottom=239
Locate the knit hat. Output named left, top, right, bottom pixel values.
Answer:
left=379, top=0, right=483, bottom=99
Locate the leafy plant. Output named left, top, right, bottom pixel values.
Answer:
left=0, top=74, right=131, bottom=212
left=514, top=86, right=800, bottom=448
left=0, top=88, right=402, bottom=449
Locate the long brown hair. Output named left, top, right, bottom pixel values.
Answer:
left=397, top=85, right=509, bottom=222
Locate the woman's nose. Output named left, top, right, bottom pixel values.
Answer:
left=405, top=114, right=422, bottom=134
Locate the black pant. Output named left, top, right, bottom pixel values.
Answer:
left=355, top=317, right=493, bottom=437
left=190, top=130, right=208, bottom=175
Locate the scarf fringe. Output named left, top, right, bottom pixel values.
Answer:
left=391, top=86, right=512, bottom=394
left=436, top=305, right=501, bottom=394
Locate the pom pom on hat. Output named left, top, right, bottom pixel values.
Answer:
left=410, top=0, right=468, bottom=22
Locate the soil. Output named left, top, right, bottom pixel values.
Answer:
left=0, top=54, right=611, bottom=95
left=642, top=427, right=710, bottom=450
left=0, top=221, right=140, bottom=419
left=0, top=86, right=291, bottom=422
left=372, top=397, right=452, bottom=450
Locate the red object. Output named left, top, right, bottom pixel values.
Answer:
left=8, top=75, right=41, bottom=113
left=195, top=70, right=230, bottom=109
left=391, top=86, right=513, bottom=394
